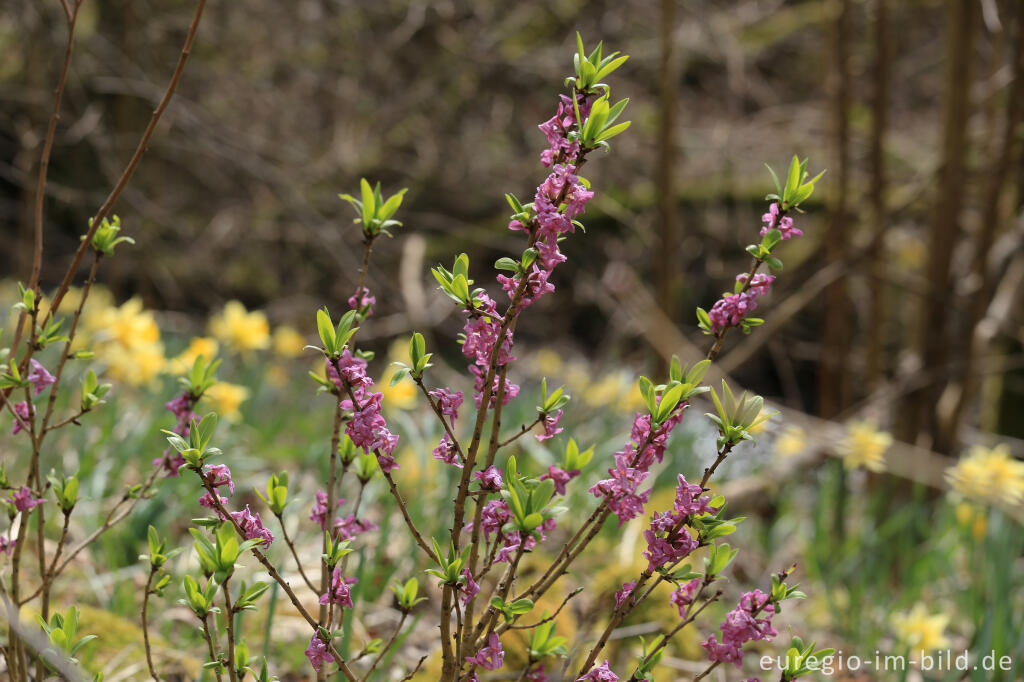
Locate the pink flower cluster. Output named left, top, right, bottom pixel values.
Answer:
left=429, top=387, right=464, bottom=421
left=537, top=93, right=590, bottom=168
left=578, top=660, right=618, bottom=682
left=230, top=505, right=274, bottom=545
left=760, top=203, right=801, bottom=240
left=701, top=590, right=778, bottom=668
left=472, top=466, right=502, bottom=491
left=305, top=634, right=333, bottom=672
left=614, top=580, right=636, bottom=610
left=458, top=568, right=480, bottom=605
left=707, top=273, right=776, bottom=333
left=334, top=514, right=377, bottom=541
left=670, top=578, right=702, bottom=616
left=153, top=391, right=199, bottom=476
left=310, top=490, right=340, bottom=530
left=589, top=409, right=686, bottom=525
left=27, top=359, right=55, bottom=395
left=347, top=286, right=376, bottom=316
left=10, top=486, right=44, bottom=513
left=10, top=401, right=33, bottom=436
left=198, top=463, right=234, bottom=512
left=328, top=352, right=400, bottom=473
left=466, top=632, right=505, bottom=671
left=535, top=409, right=563, bottom=442
left=642, top=474, right=717, bottom=571
left=539, top=465, right=579, bottom=495
left=319, top=567, right=357, bottom=608
left=433, top=433, right=461, bottom=468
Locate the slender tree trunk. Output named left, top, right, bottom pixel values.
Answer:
left=899, top=0, right=975, bottom=450
left=654, top=0, right=679, bottom=375
left=819, top=0, right=852, bottom=420
left=940, top=0, right=1023, bottom=448
left=866, top=0, right=890, bottom=391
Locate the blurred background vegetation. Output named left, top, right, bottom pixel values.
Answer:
left=2, top=0, right=1024, bottom=680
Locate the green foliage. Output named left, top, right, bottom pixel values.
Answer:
left=705, top=380, right=774, bottom=447
left=390, top=577, right=427, bottom=611
left=490, top=595, right=535, bottom=624
left=84, top=215, right=135, bottom=256
left=162, top=411, right=221, bottom=468
left=528, top=618, right=568, bottom=660
left=338, top=179, right=408, bottom=238
left=501, top=456, right=561, bottom=533
left=80, top=369, right=111, bottom=411
left=311, top=307, right=359, bottom=360
left=37, top=606, right=97, bottom=665
left=256, top=471, right=290, bottom=515
left=567, top=33, right=629, bottom=93
left=538, top=377, right=570, bottom=414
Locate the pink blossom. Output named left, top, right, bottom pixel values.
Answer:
left=347, top=287, right=376, bottom=316
left=310, top=490, right=342, bottom=530
left=27, top=360, right=56, bottom=395
left=701, top=590, right=778, bottom=668
left=760, top=203, right=802, bottom=240
left=527, top=664, right=549, bottom=682
left=230, top=505, right=274, bottom=545
left=671, top=578, right=702, bottom=615
left=535, top=409, right=563, bottom=442
left=305, top=634, right=333, bottom=672
left=472, top=466, right=502, bottom=491
left=0, top=536, right=11, bottom=554
left=615, top=581, right=636, bottom=610
left=433, top=433, right=462, bottom=468
left=578, top=660, right=618, bottom=682
left=10, top=486, right=44, bottom=513
left=333, top=514, right=377, bottom=541
left=459, top=568, right=480, bottom=605
left=539, top=465, right=578, bottom=495
left=466, top=633, right=504, bottom=671
left=203, top=464, right=234, bottom=495
left=429, top=388, right=464, bottom=421
left=10, top=402, right=33, bottom=436
left=319, top=567, right=357, bottom=607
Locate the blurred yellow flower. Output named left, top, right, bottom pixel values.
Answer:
left=76, top=296, right=166, bottom=386
left=838, top=420, right=891, bottom=472
left=583, top=374, right=623, bottom=409
left=775, top=425, right=807, bottom=459
left=532, top=349, right=564, bottom=377
left=105, top=342, right=166, bottom=386
left=953, top=502, right=987, bottom=540
left=273, top=325, right=306, bottom=357
left=170, top=336, right=219, bottom=374
left=892, top=604, right=950, bottom=653
left=945, top=443, right=1024, bottom=508
left=209, top=301, right=270, bottom=353
left=203, top=382, right=251, bottom=421
left=266, top=363, right=289, bottom=388
left=87, top=297, right=161, bottom=349
left=621, top=381, right=645, bottom=413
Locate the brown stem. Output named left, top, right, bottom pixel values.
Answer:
left=142, top=566, right=162, bottom=681
left=200, top=614, right=224, bottom=682
left=360, top=612, right=408, bottom=682
left=277, top=514, right=318, bottom=593
left=43, top=0, right=208, bottom=326
left=221, top=580, right=239, bottom=682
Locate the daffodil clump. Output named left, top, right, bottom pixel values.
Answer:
left=837, top=420, right=892, bottom=473
left=945, top=443, right=1024, bottom=509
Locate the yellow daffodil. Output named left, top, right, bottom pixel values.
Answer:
left=532, top=349, right=564, bottom=377
left=105, top=342, right=166, bottom=386
left=203, top=382, right=251, bottom=421
left=775, top=425, right=807, bottom=459
left=892, top=603, right=950, bottom=654
left=272, top=325, right=306, bottom=358
left=837, top=420, right=891, bottom=472
left=945, top=443, right=1024, bottom=508
left=170, top=336, right=219, bottom=374
left=209, top=301, right=270, bottom=353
